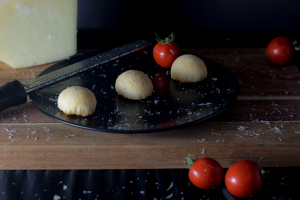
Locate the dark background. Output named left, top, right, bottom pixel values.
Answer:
left=76, top=0, right=300, bottom=48
left=2, top=2, right=300, bottom=200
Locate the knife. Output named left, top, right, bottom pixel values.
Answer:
left=0, top=39, right=152, bottom=112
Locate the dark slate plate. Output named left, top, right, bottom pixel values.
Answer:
left=29, top=46, right=239, bottom=133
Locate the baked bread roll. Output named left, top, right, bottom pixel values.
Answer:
left=57, top=86, right=97, bottom=117
left=115, top=70, right=153, bottom=100
left=171, top=54, right=207, bottom=83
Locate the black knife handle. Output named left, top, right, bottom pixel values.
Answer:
left=0, top=80, right=27, bottom=112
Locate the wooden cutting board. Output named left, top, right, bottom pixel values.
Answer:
left=0, top=48, right=299, bottom=170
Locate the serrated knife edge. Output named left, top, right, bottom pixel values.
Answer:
left=23, top=39, right=152, bottom=93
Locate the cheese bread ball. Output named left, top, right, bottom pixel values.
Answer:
left=171, top=54, right=207, bottom=83
left=115, top=70, right=153, bottom=100
left=57, top=86, right=97, bottom=117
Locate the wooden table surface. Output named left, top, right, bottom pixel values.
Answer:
left=0, top=48, right=299, bottom=170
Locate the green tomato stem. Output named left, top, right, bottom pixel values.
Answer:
left=155, top=32, right=176, bottom=44
left=293, top=39, right=300, bottom=51
left=183, top=154, right=198, bottom=169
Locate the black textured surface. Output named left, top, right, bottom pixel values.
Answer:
left=0, top=168, right=299, bottom=200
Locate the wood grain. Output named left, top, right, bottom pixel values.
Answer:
left=0, top=48, right=299, bottom=170
left=186, top=48, right=300, bottom=99
left=0, top=121, right=299, bottom=169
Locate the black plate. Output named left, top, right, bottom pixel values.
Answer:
left=29, top=46, right=239, bottom=133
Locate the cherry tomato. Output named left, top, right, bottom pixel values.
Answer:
left=266, top=36, right=295, bottom=65
left=187, top=156, right=224, bottom=190
left=225, top=160, right=263, bottom=198
left=153, top=33, right=181, bottom=68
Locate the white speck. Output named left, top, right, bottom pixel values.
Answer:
left=4, top=128, right=17, bottom=132
left=65, top=134, right=76, bottom=138
left=43, top=127, right=51, bottom=133
left=140, top=191, right=145, bottom=194
left=53, top=195, right=61, bottom=200
left=197, top=139, right=206, bottom=142
left=235, top=134, right=244, bottom=138
left=63, top=185, right=67, bottom=190
left=278, top=137, right=282, bottom=142
left=201, top=148, right=205, bottom=154
left=237, top=126, right=248, bottom=130
left=4, top=139, right=16, bottom=146
left=261, top=120, right=270, bottom=125
left=197, top=102, right=212, bottom=106
left=166, top=182, right=173, bottom=191
left=166, top=193, right=174, bottom=199
left=48, top=97, right=57, bottom=102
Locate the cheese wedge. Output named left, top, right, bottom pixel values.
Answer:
left=0, top=0, right=77, bottom=68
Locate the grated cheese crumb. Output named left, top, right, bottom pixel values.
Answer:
left=53, top=195, right=61, bottom=200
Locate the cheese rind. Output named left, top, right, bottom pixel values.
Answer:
left=0, top=0, right=77, bottom=68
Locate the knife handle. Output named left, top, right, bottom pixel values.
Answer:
left=0, top=80, right=27, bottom=112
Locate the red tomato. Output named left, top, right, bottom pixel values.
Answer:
left=225, top=160, right=263, bottom=198
left=153, top=33, right=181, bottom=68
left=188, top=157, right=224, bottom=190
left=266, top=36, right=295, bottom=65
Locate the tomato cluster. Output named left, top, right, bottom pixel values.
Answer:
left=185, top=155, right=264, bottom=198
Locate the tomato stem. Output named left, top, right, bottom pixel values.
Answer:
left=155, top=32, right=176, bottom=44
left=184, top=154, right=198, bottom=169
left=259, top=157, right=271, bottom=184
left=293, top=39, right=300, bottom=51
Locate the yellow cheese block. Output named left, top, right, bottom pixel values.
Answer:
left=0, top=0, right=77, bottom=68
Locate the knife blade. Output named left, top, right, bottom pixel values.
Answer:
left=0, top=39, right=152, bottom=112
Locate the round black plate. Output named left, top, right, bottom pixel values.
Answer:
left=29, top=47, right=239, bottom=133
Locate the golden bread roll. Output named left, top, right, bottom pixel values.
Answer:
left=115, top=70, right=153, bottom=100
left=171, top=54, right=207, bottom=83
left=57, top=86, right=97, bottom=117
